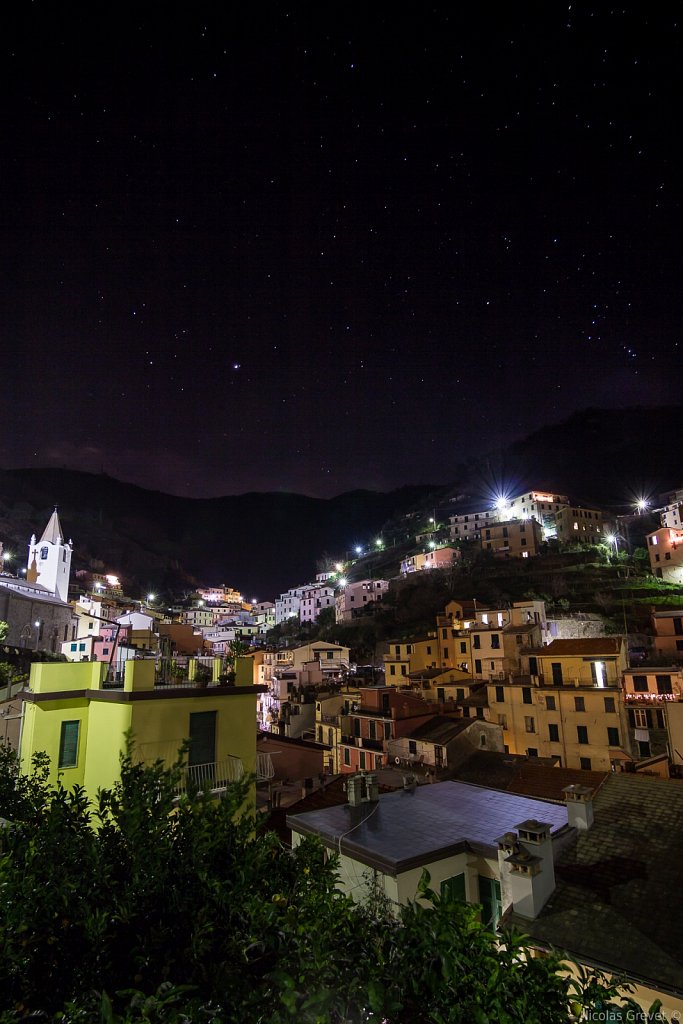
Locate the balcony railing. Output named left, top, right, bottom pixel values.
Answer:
left=361, top=737, right=384, bottom=752
left=135, top=744, right=273, bottom=792
left=256, top=752, right=275, bottom=782
left=174, top=755, right=244, bottom=797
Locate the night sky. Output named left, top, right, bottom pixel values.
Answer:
left=2, top=4, right=681, bottom=499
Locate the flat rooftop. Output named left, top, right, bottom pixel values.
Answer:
left=288, top=779, right=568, bottom=876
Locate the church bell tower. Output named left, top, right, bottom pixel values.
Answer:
left=27, top=509, right=73, bottom=603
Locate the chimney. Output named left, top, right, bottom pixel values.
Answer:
left=346, top=772, right=379, bottom=806
left=498, top=819, right=555, bottom=920
left=346, top=774, right=364, bottom=806
left=562, top=784, right=594, bottom=830
left=364, top=772, right=379, bottom=802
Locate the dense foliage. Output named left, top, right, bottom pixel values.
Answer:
left=0, top=744, right=652, bottom=1023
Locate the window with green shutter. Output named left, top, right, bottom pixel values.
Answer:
left=58, top=720, right=80, bottom=768
left=478, top=875, right=502, bottom=929
left=441, top=872, right=466, bottom=902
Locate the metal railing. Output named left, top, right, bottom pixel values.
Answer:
left=174, top=755, right=244, bottom=797
left=361, top=737, right=384, bottom=752
left=135, top=745, right=274, bottom=791
left=256, top=752, right=275, bottom=782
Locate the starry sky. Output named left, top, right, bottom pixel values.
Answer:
left=2, top=4, right=681, bottom=498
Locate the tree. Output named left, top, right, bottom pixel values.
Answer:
left=0, top=744, right=651, bottom=1023
left=315, top=606, right=336, bottom=634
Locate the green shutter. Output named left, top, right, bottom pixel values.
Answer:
left=478, top=876, right=502, bottom=929
left=441, top=873, right=466, bottom=902
left=188, top=711, right=216, bottom=766
left=58, top=721, right=80, bottom=768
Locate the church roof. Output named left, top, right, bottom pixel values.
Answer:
left=39, top=510, right=63, bottom=544
left=0, top=577, right=69, bottom=607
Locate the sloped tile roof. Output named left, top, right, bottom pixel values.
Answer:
left=536, top=638, right=623, bottom=656
left=509, top=773, right=683, bottom=992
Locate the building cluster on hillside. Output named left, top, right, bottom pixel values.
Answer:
left=447, top=489, right=612, bottom=551
left=2, top=490, right=683, bottom=1020
left=646, top=486, right=683, bottom=585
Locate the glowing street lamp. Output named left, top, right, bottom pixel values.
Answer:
left=338, top=577, right=348, bottom=587
left=354, top=545, right=363, bottom=556
left=335, top=562, right=344, bottom=572
left=375, top=538, right=383, bottom=549
left=495, top=496, right=511, bottom=516
left=605, top=533, right=619, bottom=556
left=635, top=499, right=649, bottom=514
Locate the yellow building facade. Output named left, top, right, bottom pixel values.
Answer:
left=486, top=639, right=631, bottom=771
left=19, top=660, right=264, bottom=799
left=314, top=689, right=361, bottom=773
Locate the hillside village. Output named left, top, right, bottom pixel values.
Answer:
left=2, top=483, right=683, bottom=1018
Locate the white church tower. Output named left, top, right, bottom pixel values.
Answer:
left=26, top=509, right=73, bottom=603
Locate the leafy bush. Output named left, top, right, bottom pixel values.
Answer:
left=0, top=744, right=650, bottom=1023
